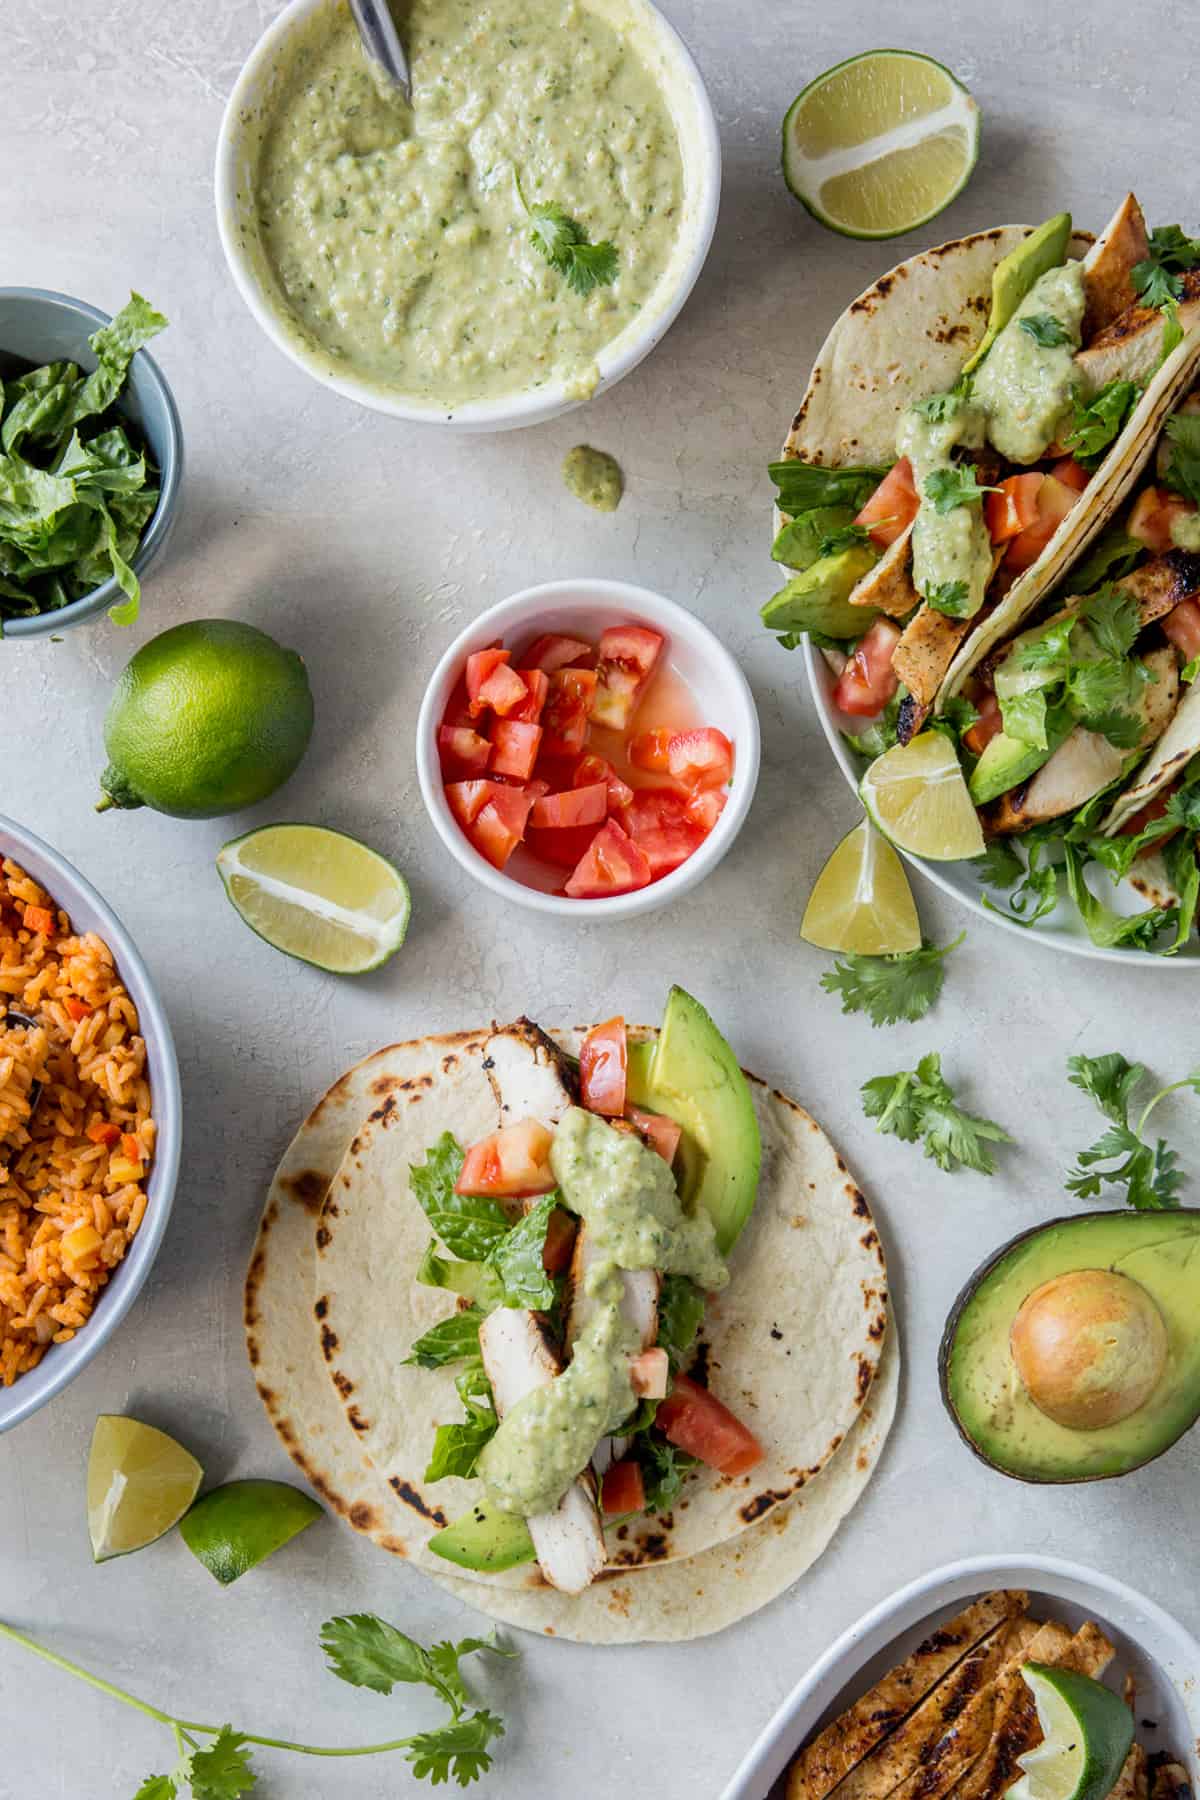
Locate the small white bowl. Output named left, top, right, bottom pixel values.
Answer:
left=416, top=578, right=760, bottom=918
left=722, top=1554, right=1200, bottom=1800
left=214, top=0, right=721, bottom=431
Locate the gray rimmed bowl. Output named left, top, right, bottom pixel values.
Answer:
left=0, top=288, right=183, bottom=639
left=0, top=815, right=182, bottom=1431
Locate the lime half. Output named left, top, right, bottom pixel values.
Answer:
left=87, top=1416, right=203, bottom=1563
left=783, top=51, right=980, bottom=239
left=802, top=818, right=921, bottom=954
left=1009, top=1663, right=1134, bottom=1800
left=180, top=1478, right=322, bottom=1585
left=860, top=731, right=984, bottom=860
left=217, top=823, right=411, bottom=974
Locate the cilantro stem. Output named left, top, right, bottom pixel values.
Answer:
left=1136, top=1077, right=1194, bottom=1140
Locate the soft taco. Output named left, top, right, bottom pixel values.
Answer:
left=245, top=991, right=895, bottom=1641
left=764, top=198, right=1200, bottom=741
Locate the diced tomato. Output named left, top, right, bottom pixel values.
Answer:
left=629, top=1346, right=670, bottom=1399
left=1164, top=597, right=1200, bottom=662
left=574, top=754, right=634, bottom=813
left=465, top=648, right=510, bottom=713
left=623, top=788, right=702, bottom=876
left=22, top=904, right=55, bottom=937
left=456, top=1117, right=556, bottom=1198
left=636, top=825, right=704, bottom=878
left=1051, top=456, right=1091, bottom=494
left=478, top=663, right=529, bottom=717
left=541, top=1206, right=577, bottom=1273
left=437, top=724, right=492, bottom=779
left=446, top=780, right=495, bottom=826
left=87, top=1120, right=122, bottom=1148
left=832, top=618, right=902, bottom=717
left=580, top=1016, right=627, bottom=1116
left=626, top=1106, right=682, bottom=1164
left=1120, top=788, right=1175, bottom=837
left=520, top=634, right=596, bottom=673
left=591, top=626, right=664, bottom=730
left=627, top=787, right=689, bottom=832
left=601, top=1457, right=646, bottom=1516
left=667, top=727, right=734, bottom=792
left=684, top=788, right=726, bottom=833
left=541, top=667, right=598, bottom=757
left=564, top=820, right=652, bottom=899
left=530, top=782, right=607, bottom=830
left=963, top=691, right=1003, bottom=756
left=526, top=777, right=551, bottom=801
left=442, top=673, right=475, bottom=728
left=985, top=473, right=1043, bottom=543
left=507, top=668, right=550, bottom=723
left=64, top=995, right=92, bottom=1022
left=628, top=728, right=673, bottom=774
left=121, top=1133, right=143, bottom=1165
left=489, top=719, right=542, bottom=780
left=855, top=457, right=920, bottom=548
left=524, top=822, right=598, bottom=868
left=456, top=782, right=535, bottom=868
left=1129, top=485, right=1197, bottom=557
left=1004, top=473, right=1083, bottom=571
left=656, top=1374, right=764, bottom=1476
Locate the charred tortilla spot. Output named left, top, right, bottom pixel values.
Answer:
left=855, top=1355, right=874, bottom=1403
left=442, top=1053, right=458, bottom=1073
left=370, top=1073, right=401, bottom=1095
left=280, top=1167, right=328, bottom=1214
left=314, top=1295, right=328, bottom=1320
left=687, top=1340, right=712, bottom=1388
left=739, top=1488, right=789, bottom=1524
left=367, top=1095, right=397, bottom=1125
left=851, top=1189, right=870, bottom=1217
left=315, top=1225, right=331, bottom=1250
left=247, top=1340, right=259, bottom=1366
left=332, top=1370, right=354, bottom=1399
left=319, top=1323, right=338, bottom=1360
left=346, top=1406, right=369, bottom=1433
left=388, top=1476, right=447, bottom=1527
left=860, top=1227, right=880, bottom=1251
left=349, top=1502, right=376, bottom=1530
left=380, top=1535, right=408, bottom=1556
left=869, top=1309, right=887, bottom=1341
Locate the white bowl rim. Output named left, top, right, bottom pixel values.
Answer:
left=0, top=813, right=183, bottom=1431
left=213, top=0, right=722, bottom=429
left=416, top=576, right=761, bottom=918
left=804, top=637, right=1200, bottom=969
left=721, top=1551, right=1200, bottom=1800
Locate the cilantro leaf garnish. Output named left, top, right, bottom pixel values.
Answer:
left=971, top=837, right=1024, bottom=891
left=1133, top=258, right=1183, bottom=312
left=861, top=1052, right=1011, bottom=1175
left=1019, top=313, right=1073, bottom=348
left=924, top=578, right=972, bottom=617
left=1063, top=379, right=1140, bottom=467
left=132, top=1780, right=178, bottom=1800
left=515, top=175, right=618, bottom=297
left=923, top=466, right=1000, bottom=513
left=405, top=1711, right=507, bottom=1788
left=1066, top=1051, right=1200, bottom=1208
left=186, top=1729, right=256, bottom=1800
left=819, top=934, right=963, bottom=1029
left=817, top=520, right=874, bottom=557
left=977, top=827, right=1061, bottom=929
left=912, top=390, right=964, bottom=423
left=1081, top=583, right=1142, bottom=659
left=1161, top=412, right=1200, bottom=506
left=636, top=1435, right=694, bottom=1511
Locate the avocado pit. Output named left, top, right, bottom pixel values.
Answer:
left=1009, top=1268, right=1167, bottom=1431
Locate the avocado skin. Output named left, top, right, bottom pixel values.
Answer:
left=428, top=1502, right=536, bottom=1572
left=939, top=1208, right=1200, bottom=1484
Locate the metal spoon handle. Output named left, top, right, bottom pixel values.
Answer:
left=348, top=0, right=412, bottom=102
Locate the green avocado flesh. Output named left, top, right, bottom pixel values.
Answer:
left=942, top=1211, right=1200, bottom=1481
left=968, top=715, right=1073, bottom=805
left=428, top=1502, right=536, bottom=1572
left=962, top=212, right=1073, bottom=375
left=761, top=544, right=880, bottom=639
left=628, top=986, right=762, bottom=1256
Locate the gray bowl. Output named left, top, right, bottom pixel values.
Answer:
left=0, top=288, right=183, bottom=639
left=0, top=815, right=182, bottom=1431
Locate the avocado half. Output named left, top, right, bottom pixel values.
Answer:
left=939, top=1209, right=1200, bottom=1483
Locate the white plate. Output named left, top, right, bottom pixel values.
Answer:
left=723, top=1553, right=1200, bottom=1800
left=805, top=640, right=1200, bottom=968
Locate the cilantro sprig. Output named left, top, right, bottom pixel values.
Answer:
left=820, top=934, right=964, bottom=1028
left=0, top=1615, right=514, bottom=1795
left=861, top=1052, right=1012, bottom=1175
left=1018, top=313, right=1073, bottom=348
left=1066, top=1051, right=1200, bottom=1209
left=1160, top=412, right=1200, bottom=507
left=515, top=174, right=618, bottom=297
left=923, top=466, right=1000, bottom=513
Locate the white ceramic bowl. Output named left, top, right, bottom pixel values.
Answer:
left=416, top=578, right=760, bottom=918
left=806, top=640, right=1200, bottom=967
left=214, top=0, right=721, bottom=431
left=0, top=815, right=182, bottom=1433
left=722, top=1554, right=1200, bottom=1800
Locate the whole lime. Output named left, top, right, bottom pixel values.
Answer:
left=98, top=619, right=314, bottom=818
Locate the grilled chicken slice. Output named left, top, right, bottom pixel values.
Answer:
left=566, top=1223, right=660, bottom=1351
left=824, top=1619, right=1039, bottom=1800
left=989, top=648, right=1178, bottom=833
left=478, top=1308, right=606, bottom=1595
left=850, top=523, right=920, bottom=618
left=785, top=1592, right=1030, bottom=1800
left=483, top=1019, right=577, bottom=1130
left=1115, top=548, right=1200, bottom=628
left=893, top=606, right=975, bottom=725
left=949, top=1622, right=1115, bottom=1800
left=1076, top=270, right=1200, bottom=395
left=1082, top=193, right=1150, bottom=338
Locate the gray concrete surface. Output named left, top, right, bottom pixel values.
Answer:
left=3, top=2, right=1198, bottom=1794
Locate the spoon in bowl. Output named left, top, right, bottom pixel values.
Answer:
left=349, top=0, right=412, bottom=104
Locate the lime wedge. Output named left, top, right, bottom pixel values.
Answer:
left=860, top=732, right=984, bottom=860
left=783, top=51, right=980, bottom=239
left=87, top=1416, right=203, bottom=1563
left=180, top=1478, right=322, bottom=1585
left=216, top=823, right=411, bottom=974
left=802, top=818, right=921, bottom=954
left=1009, top=1663, right=1134, bottom=1800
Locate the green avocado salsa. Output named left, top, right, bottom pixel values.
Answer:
left=476, top=1108, right=728, bottom=1518
left=251, top=0, right=683, bottom=407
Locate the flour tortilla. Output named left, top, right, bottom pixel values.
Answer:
left=315, top=1025, right=889, bottom=1583
left=781, top=224, right=1200, bottom=708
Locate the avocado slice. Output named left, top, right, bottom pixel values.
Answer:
left=761, top=544, right=880, bottom=640
left=628, top=987, right=761, bottom=1255
left=969, top=711, right=1074, bottom=805
left=427, top=1501, right=536, bottom=1573
left=962, top=212, right=1074, bottom=375
left=771, top=505, right=857, bottom=572
left=939, top=1209, right=1200, bottom=1482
